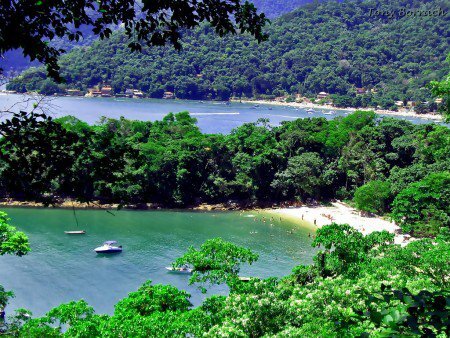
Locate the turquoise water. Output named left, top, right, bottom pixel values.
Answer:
left=0, top=94, right=438, bottom=134
left=0, top=208, right=316, bottom=316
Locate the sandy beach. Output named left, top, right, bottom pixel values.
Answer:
left=266, top=201, right=412, bottom=246
left=233, top=99, right=443, bottom=122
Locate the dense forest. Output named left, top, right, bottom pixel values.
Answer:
left=251, top=0, right=326, bottom=18
left=0, top=0, right=313, bottom=75
left=7, top=0, right=450, bottom=110
left=0, top=111, right=448, bottom=238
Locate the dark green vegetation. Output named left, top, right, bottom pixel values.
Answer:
left=251, top=0, right=323, bottom=18
left=8, top=0, right=450, bottom=110
left=1, top=219, right=448, bottom=337
left=0, top=211, right=30, bottom=331
left=0, top=0, right=267, bottom=80
left=0, top=110, right=449, bottom=237
left=0, top=0, right=312, bottom=76
left=429, top=53, right=450, bottom=121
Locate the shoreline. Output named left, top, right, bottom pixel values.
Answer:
left=265, top=201, right=412, bottom=246
left=232, top=98, right=443, bottom=122
left=0, top=198, right=285, bottom=212
left=1, top=198, right=412, bottom=245
left=1, top=92, right=442, bottom=122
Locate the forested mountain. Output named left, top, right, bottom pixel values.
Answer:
left=0, top=0, right=313, bottom=75
left=8, top=0, right=450, bottom=109
left=251, top=0, right=322, bottom=18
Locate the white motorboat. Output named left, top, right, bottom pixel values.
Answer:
left=94, top=241, right=122, bottom=253
left=306, top=109, right=315, bottom=114
left=165, top=265, right=193, bottom=274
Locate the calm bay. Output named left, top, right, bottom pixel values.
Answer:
left=0, top=207, right=316, bottom=316
left=0, top=94, right=437, bottom=134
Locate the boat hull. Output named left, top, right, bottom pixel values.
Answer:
left=65, top=231, right=86, bottom=234
left=165, top=267, right=193, bottom=274
left=94, top=245, right=122, bottom=253
left=95, top=248, right=122, bottom=253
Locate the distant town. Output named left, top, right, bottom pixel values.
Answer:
left=0, top=85, right=442, bottom=114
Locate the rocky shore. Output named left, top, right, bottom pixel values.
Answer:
left=0, top=198, right=296, bottom=212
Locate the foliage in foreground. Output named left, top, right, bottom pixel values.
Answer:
left=4, top=225, right=448, bottom=337
left=0, top=212, right=30, bottom=333
left=0, top=0, right=267, bottom=80
left=1, top=110, right=449, bottom=237
left=0, top=212, right=29, bottom=257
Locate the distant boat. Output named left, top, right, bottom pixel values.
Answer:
left=94, top=241, right=122, bottom=253
left=306, top=109, right=315, bottom=114
left=268, top=107, right=273, bottom=110
left=66, top=204, right=85, bottom=235
left=166, top=265, right=193, bottom=274
left=64, top=230, right=86, bottom=235
left=323, top=110, right=334, bottom=115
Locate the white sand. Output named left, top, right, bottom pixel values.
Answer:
left=266, top=201, right=412, bottom=246
left=232, top=99, right=442, bottom=122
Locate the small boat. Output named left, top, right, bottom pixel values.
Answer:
left=323, top=110, right=334, bottom=115
left=165, top=265, right=193, bottom=274
left=94, top=241, right=122, bottom=253
left=64, top=230, right=86, bottom=235
left=306, top=109, right=315, bottom=114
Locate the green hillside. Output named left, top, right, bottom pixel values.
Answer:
left=8, top=0, right=450, bottom=109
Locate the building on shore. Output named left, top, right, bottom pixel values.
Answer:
left=87, top=87, right=102, bottom=97
left=66, top=89, right=83, bottom=96
left=125, top=88, right=134, bottom=98
left=163, top=91, right=175, bottom=99
left=356, top=87, right=367, bottom=95
left=317, top=92, right=329, bottom=100
left=101, top=85, right=113, bottom=97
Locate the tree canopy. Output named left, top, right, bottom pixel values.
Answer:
left=1, top=110, right=448, bottom=237
left=0, top=0, right=268, bottom=80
